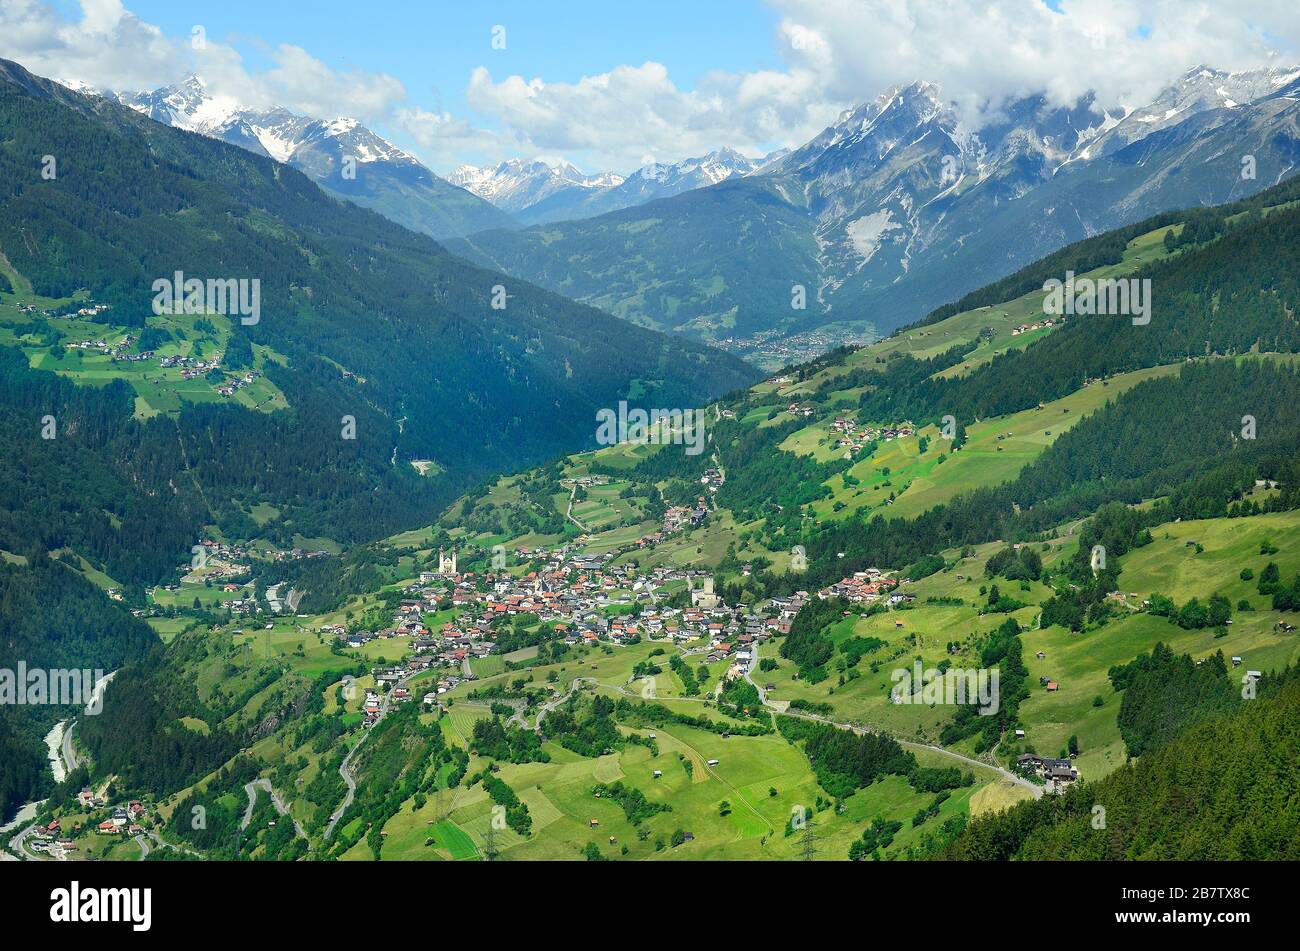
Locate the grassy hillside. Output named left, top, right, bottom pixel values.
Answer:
left=938, top=669, right=1300, bottom=860
left=20, top=145, right=1300, bottom=861
left=0, top=57, right=757, bottom=522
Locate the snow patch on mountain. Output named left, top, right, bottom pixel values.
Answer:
left=846, top=210, right=900, bottom=264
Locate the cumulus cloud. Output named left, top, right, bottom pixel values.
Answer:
left=0, top=0, right=408, bottom=126
left=0, top=0, right=178, bottom=92
left=2, top=0, right=1298, bottom=176
left=462, top=61, right=838, bottom=172
left=395, top=104, right=519, bottom=168
left=448, top=1, right=1300, bottom=171
left=769, top=0, right=1300, bottom=126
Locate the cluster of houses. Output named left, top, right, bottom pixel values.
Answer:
left=183, top=540, right=251, bottom=580
left=160, top=353, right=222, bottom=378
left=141, top=539, right=301, bottom=618
left=269, top=546, right=331, bottom=562
left=67, top=334, right=138, bottom=359
left=327, top=546, right=806, bottom=699
left=818, top=568, right=906, bottom=605
left=830, top=416, right=916, bottom=456
left=93, top=799, right=149, bottom=837
left=1010, top=315, right=1064, bottom=336
left=704, top=607, right=793, bottom=682
left=663, top=498, right=709, bottom=534
left=700, top=468, right=725, bottom=493
left=25, top=822, right=80, bottom=856
left=637, top=498, right=710, bottom=548
left=215, top=369, right=260, bottom=398
left=43, top=301, right=112, bottom=319
left=714, top=326, right=863, bottom=365
left=27, top=792, right=150, bottom=856
left=161, top=352, right=261, bottom=398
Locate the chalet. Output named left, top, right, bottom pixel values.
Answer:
left=1046, top=764, right=1079, bottom=788
left=1016, top=753, right=1047, bottom=772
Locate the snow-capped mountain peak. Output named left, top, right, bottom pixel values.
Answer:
left=69, top=75, right=518, bottom=240
left=448, top=159, right=624, bottom=213
left=104, top=75, right=417, bottom=170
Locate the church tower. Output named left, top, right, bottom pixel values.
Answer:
left=438, top=548, right=457, bottom=575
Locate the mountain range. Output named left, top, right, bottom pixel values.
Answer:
left=4, top=43, right=1300, bottom=866
left=446, top=65, right=1300, bottom=355
left=449, top=159, right=625, bottom=219
left=84, top=77, right=782, bottom=238
left=0, top=57, right=756, bottom=535
left=453, top=148, right=776, bottom=225
left=94, top=75, right=519, bottom=240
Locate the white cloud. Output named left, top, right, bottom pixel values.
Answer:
left=3, top=0, right=1298, bottom=177
left=0, top=0, right=177, bottom=92
left=252, top=45, right=406, bottom=122
left=462, top=61, right=838, bottom=173
left=769, top=0, right=1300, bottom=126
left=0, top=0, right=408, bottom=126
left=395, top=104, right=518, bottom=168
left=448, top=1, right=1300, bottom=173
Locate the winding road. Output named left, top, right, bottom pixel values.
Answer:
left=740, top=640, right=1041, bottom=799
left=325, top=733, right=366, bottom=841
left=241, top=778, right=307, bottom=839
left=325, top=673, right=409, bottom=840
left=558, top=640, right=1041, bottom=801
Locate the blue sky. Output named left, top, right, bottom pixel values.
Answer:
left=8, top=1, right=1300, bottom=175
left=114, top=0, right=786, bottom=119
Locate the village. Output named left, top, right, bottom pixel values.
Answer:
left=325, top=539, right=923, bottom=730
left=44, top=320, right=261, bottom=400
left=828, top=415, right=916, bottom=457
left=18, top=790, right=153, bottom=861
left=333, top=548, right=797, bottom=709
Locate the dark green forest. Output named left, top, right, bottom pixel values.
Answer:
left=935, top=666, right=1300, bottom=860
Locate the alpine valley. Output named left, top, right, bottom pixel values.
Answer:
left=449, top=65, right=1300, bottom=366
left=1, top=37, right=1299, bottom=872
